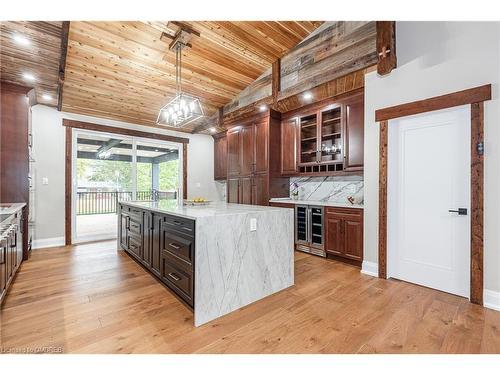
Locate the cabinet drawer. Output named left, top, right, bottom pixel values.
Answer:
left=163, top=215, right=194, bottom=236
left=325, top=207, right=363, bottom=219
left=162, top=231, right=193, bottom=266
left=129, top=207, right=143, bottom=221
left=128, top=218, right=142, bottom=236
left=161, top=259, right=193, bottom=306
left=128, top=235, right=142, bottom=259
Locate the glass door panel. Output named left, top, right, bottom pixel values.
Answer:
left=135, top=140, right=180, bottom=201
left=75, top=132, right=132, bottom=242
left=299, top=113, right=318, bottom=165
left=319, top=106, right=342, bottom=164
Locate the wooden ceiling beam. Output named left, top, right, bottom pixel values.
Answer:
left=57, top=21, right=70, bottom=111
left=376, top=21, right=397, bottom=76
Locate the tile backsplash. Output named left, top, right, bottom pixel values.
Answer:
left=289, top=175, right=364, bottom=204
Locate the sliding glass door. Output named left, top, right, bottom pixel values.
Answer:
left=72, top=130, right=182, bottom=243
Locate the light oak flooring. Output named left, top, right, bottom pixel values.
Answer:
left=1, top=240, right=499, bottom=354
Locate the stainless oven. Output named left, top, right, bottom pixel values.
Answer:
left=295, top=205, right=325, bottom=257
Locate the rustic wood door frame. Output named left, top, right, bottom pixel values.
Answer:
left=64, top=119, right=189, bottom=246
left=375, top=84, right=491, bottom=305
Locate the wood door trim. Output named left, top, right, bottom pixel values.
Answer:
left=64, top=121, right=189, bottom=245
left=65, top=126, right=72, bottom=245
left=63, top=119, right=190, bottom=144
left=377, top=87, right=489, bottom=305
left=375, top=84, right=491, bottom=122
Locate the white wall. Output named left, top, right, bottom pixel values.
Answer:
left=31, top=105, right=223, bottom=244
left=364, top=22, right=500, bottom=295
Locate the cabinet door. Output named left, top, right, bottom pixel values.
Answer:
left=227, top=178, right=240, bottom=203
left=325, top=215, right=344, bottom=256
left=240, top=125, right=255, bottom=176
left=254, top=120, right=268, bottom=174
left=240, top=177, right=253, bottom=205
left=343, top=95, right=364, bottom=171
left=281, top=117, right=299, bottom=175
left=150, top=215, right=162, bottom=277
left=227, top=127, right=241, bottom=176
left=119, top=212, right=129, bottom=249
left=142, top=212, right=152, bottom=266
left=252, top=174, right=268, bottom=206
left=214, top=135, right=227, bottom=180
left=344, top=219, right=363, bottom=261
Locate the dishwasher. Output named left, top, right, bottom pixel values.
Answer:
left=295, top=205, right=325, bottom=257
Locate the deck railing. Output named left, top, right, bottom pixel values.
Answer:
left=76, top=190, right=176, bottom=215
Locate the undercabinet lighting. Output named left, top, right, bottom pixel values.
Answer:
left=302, top=92, right=313, bottom=100
left=23, top=73, right=35, bottom=81
left=209, top=127, right=217, bottom=133
left=259, top=105, right=267, bottom=112
left=42, top=94, right=52, bottom=100
left=13, top=34, right=30, bottom=46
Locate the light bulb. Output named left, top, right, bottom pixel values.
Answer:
left=180, top=99, right=186, bottom=109
left=189, top=101, right=195, bottom=111
left=172, top=113, right=178, bottom=120
left=168, top=107, right=174, bottom=114
left=174, top=103, right=180, bottom=111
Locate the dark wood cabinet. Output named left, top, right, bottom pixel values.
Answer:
left=281, top=91, right=364, bottom=176
left=227, top=178, right=239, bottom=203
left=213, top=134, right=227, bottom=180
left=281, top=117, right=299, bottom=176
left=240, top=125, right=255, bottom=176
left=252, top=174, right=269, bottom=206
left=118, top=203, right=195, bottom=308
left=1, top=83, right=33, bottom=260
left=343, top=94, right=364, bottom=171
left=325, top=207, right=363, bottom=265
left=227, top=127, right=241, bottom=176
left=240, top=177, right=253, bottom=205
left=254, top=119, right=268, bottom=174
left=225, top=110, right=289, bottom=206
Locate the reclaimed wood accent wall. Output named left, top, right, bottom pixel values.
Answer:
left=223, top=21, right=377, bottom=117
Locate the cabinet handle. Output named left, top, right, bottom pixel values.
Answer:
left=168, top=242, right=181, bottom=250
left=168, top=272, right=181, bottom=282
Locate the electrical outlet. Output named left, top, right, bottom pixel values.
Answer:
left=196, top=182, right=201, bottom=188
left=250, top=218, right=257, bottom=231
left=42, top=177, right=49, bottom=185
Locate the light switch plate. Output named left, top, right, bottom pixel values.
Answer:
left=250, top=218, right=257, bottom=231
left=42, top=177, right=49, bottom=185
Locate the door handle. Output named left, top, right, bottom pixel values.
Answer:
left=168, top=272, right=181, bottom=282
left=448, top=208, right=468, bottom=215
left=168, top=242, right=181, bottom=250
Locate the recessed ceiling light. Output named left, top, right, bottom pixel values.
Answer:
left=209, top=127, right=217, bottom=133
left=302, top=92, right=313, bottom=100
left=42, top=94, right=52, bottom=101
left=23, top=73, right=35, bottom=81
left=259, top=105, right=267, bottom=112
left=13, top=34, right=30, bottom=46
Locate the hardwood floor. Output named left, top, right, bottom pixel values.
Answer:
left=1, top=240, right=499, bottom=354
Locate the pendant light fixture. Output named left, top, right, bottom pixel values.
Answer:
left=156, top=41, right=204, bottom=128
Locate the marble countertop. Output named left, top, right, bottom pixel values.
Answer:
left=269, top=198, right=364, bottom=209
left=120, top=200, right=287, bottom=220
left=0, top=203, right=26, bottom=226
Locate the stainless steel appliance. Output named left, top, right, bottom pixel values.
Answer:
left=295, top=205, right=325, bottom=257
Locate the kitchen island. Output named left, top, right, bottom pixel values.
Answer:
left=118, top=200, right=294, bottom=326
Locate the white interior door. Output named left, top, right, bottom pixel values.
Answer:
left=388, top=106, right=471, bottom=298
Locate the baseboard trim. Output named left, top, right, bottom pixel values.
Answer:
left=484, top=289, right=500, bottom=311
left=361, top=261, right=379, bottom=277
left=32, top=236, right=66, bottom=250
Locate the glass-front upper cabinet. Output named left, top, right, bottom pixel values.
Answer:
left=319, top=105, right=343, bottom=165
left=299, top=113, right=318, bottom=165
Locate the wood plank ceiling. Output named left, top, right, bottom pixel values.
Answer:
left=61, top=21, right=323, bottom=132
left=0, top=21, right=64, bottom=106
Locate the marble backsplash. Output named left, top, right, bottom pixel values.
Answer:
left=289, top=175, right=364, bottom=204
